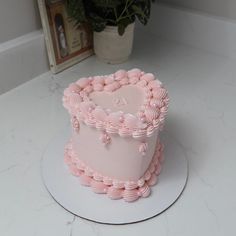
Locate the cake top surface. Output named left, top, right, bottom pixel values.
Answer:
left=63, top=68, right=169, bottom=138
left=89, top=85, right=144, bottom=115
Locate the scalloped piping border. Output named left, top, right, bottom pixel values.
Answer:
left=62, top=69, right=169, bottom=139
left=64, top=139, right=164, bottom=202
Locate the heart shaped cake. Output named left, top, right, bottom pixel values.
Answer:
left=63, top=68, right=169, bottom=202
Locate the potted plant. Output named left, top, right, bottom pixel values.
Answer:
left=66, top=0, right=154, bottom=64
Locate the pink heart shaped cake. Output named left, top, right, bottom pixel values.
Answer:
left=63, top=68, right=169, bottom=202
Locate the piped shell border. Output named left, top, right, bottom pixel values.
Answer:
left=62, top=69, right=169, bottom=139
left=64, top=139, right=164, bottom=202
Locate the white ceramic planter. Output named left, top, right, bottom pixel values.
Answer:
left=93, top=23, right=135, bottom=64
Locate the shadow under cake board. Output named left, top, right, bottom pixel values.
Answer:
left=41, top=128, right=188, bottom=225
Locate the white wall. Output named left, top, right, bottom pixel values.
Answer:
left=160, top=0, right=236, bottom=20
left=0, top=0, right=41, bottom=43
left=0, top=0, right=48, bottom=95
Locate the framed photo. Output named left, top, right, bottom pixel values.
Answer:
left=38, top=0, right=93, bottom=73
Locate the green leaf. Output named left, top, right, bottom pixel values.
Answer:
left=89, top=13, right=107, bottom=32
left=66, top=0, right=153, bottom=31
left=131, top=3, right=150, bottom=25
left=131, top=5, right=145, bottom=18
left=118, top=23, right=125, bottom=35
left=117, top=18, right=132, bottom=35
left=66, top=0, right=87, bottom=24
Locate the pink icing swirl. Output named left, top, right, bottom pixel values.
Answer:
left=141, top=73, right=155, bottom=82
left=147, top=125, right=155, bottom=137
left=95, top=121, right=105, bottom=130
left=92, top=107, right=107, bottom=122
left=79, top=101, right=95, bottom=114
left=129, top=76, right=139, bottom=84
left=144, top=170, right=151, bottom=180
left=137, top=178, right=145, bottom=187
left=103, top=176, right=113, bottom=186
left=80, top=175, right=92, bottom=186
left=144, top=108, right=160, bottom=122
left=106, top=125, right=118, bottom=134
left=132, top=129, right=147, bottom=139
left=119, top=127, right=132, bottom=137
left=84, top=118, right=96, bottom=127
left=153, top=119, right=161, bottom=128
left=93, top=172, right=103, bottom=181
left=99, top=132, right=111, bottom=145
left=93, top=83, right=104, bottom=91
left=83, top=85, right=93, bottom=93
left=123, top=189, right=139, bottom=202
left=136, top=80, right=147, bottom=87
left=127, top=68, right=142, bottom=78
left=148, top=79, right=162, bottom=89
left=150, top=99, right=165, bottom=108
left=107, top=111, right=123, bottom=126
left=124, top=114, right=139, bottom=130
left=124, top=181, right=138, bottom=190
left=103, top=81, right=121, bottom=92
left=107, top=187, right=123, bottom=200
left=155, top=164, right=162, bottom=175
left=104, top=76, right=115, bottom=85
left=113, top=180, right=125, bottom=189
left=107, top=187, right=123, bottom=199
left=119, top=77, right=129, bottom=85
left=138, top=184, right=151, bottom=198
left=104, top=84, right=115, bottom=92
left=148, top=175, right=158, bottom=186
left=114, top=69, right=127, bottom=80
left=84, top=167, right=93, bottom=177
left=76, top=77, right=90, bottom=88
left=68, top=83, right=81, bottom=93
left=92, top=76, right=105, bottom=85
left=153, top=88, right=167, bottom=99
left=69, top=94, right=82, bottom=106
left=91, top=180, right=108, bottom=193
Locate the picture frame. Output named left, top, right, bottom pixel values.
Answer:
left=38, top=0, right=93, bottom=73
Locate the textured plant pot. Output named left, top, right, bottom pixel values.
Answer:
left=93, top=23, right=135, bottom=64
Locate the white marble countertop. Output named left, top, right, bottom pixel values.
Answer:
left=1, top=34, right=236, bottom=236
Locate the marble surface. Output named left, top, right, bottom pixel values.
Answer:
left=0, top=33, right=236, bottom=236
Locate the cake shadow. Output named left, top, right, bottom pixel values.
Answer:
left=160, top=111, right=207, bottom=183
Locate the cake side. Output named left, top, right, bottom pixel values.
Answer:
left=71, top=123, right=158, bottom=181
left=64, top=138, right=164, bottom=202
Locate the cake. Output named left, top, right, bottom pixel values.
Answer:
left=63, top=68, right=169, bottom=202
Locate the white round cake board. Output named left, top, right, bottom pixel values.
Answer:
left=41, top=128, right=188, bottom=224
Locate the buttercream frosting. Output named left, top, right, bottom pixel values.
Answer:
left=64, top=139, right=164, bottom=202
left=63, top=69, right=169, bottom=139
left=63, top=68, right=169, bottom=202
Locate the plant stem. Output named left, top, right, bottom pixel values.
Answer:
left=118, top=12, right=136, bottom=21
left=113, top=7, right=118, bottom=21
left=117, top=0, right=135, bottom=22
left=126, top=8, right=132, bottom=22
left=107, top=18, right=117, bottom=24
